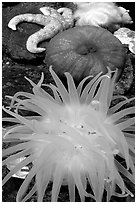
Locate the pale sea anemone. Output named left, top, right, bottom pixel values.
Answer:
left=2, top=66, right=135, bottom=202
left=73, top=2, right=133, bottom=27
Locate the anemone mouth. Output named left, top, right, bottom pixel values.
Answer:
left=2, top=66, right=135, bottom=202
left=76, top=43, right=97, bottom=55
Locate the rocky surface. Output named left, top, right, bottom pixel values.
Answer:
left=2, top=2, right=135, bottom=202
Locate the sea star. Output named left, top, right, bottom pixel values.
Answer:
left=8, top=7, right=74, bottom=53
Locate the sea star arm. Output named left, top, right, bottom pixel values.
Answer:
left=8, top=6, right=74, bottom=53
left=8, top=14, right=51, bottom=30
left=40, top=6, right=64, bottom=20
left=26, top=17, right=63, bottom=53
left=57, top=7, right=74, bottom=29
left=40, top=7, right=74, bottom=29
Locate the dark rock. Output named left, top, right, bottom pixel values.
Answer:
left=2, top=54, right=54, bottom=119
left=114, top=51, right=135, bottom=96
left=2, top=2, right=20, bottom=8
left=2, top=2, right=63, bottom=64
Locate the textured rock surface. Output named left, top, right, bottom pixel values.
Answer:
left=114, top=50, right=135, bottom=95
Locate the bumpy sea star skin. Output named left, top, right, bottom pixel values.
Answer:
left=26, top=17, right=63, bottom=53
left=57, top=7, right=74, bottom=29
left=8, top=14, right=49, bottom=30
left=8, top=7, right=74, bottom=53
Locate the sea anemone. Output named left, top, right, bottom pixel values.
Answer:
left=73, top=2, right=133, bottom=28
left=2, top=66, right=134, bottom=202
left=46, top=26, right=126, bottom=81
